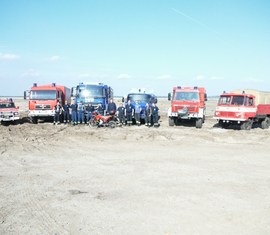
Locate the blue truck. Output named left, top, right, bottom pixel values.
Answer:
left=71, top=82, right=113, bottom=110
left=123, top=89, right=157, bottom=123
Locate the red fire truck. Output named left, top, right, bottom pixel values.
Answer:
left=0, top=98, right=20, bottom=124
left=25, top=83, right=71, bottom=123
left=214, top=89, right=270, bottom=130
left=168, top=86, right=207, bottom=128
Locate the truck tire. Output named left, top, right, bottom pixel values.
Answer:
left=168, top=117, right=175, bottom=126
left=240, top=120, right=253, bottom=130
left=261, top=118, right=270, bottom=129
left=31, top=117, right=38, bottom=124
left=108, top=121, right=116, bottom=128
left=195, top=118, right=203, bottom=128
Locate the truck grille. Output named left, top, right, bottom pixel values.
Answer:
left=35, top=104, right=51, bottom=110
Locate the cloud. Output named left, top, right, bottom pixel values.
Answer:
left=210, top=76, right=223, bottom=81
left=0, top=53, right=20, bottom=61
left=22, top=69, right=40, bottom=78
left=117, top=73, right=131, bottom=80
left=247, top=77, right=263, bottom=83
left=157, top=74, right=172, bottom=80
left=48, top=55, right=61, bottom=61
left=195, top=75, right=205, bottom=80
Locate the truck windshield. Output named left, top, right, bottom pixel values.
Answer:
left=231, top=96, right=245, bottom=105
left=30, top=90, right=57, bottom=100
left=77, top=85, right=103, bottom=98
left=0, top=103, right=15, bottom=108
left=127, top=94, right=151, bottom=102
left=219, top=96, right=231, bottom=105
left=174, top=92, right=199, bottom=101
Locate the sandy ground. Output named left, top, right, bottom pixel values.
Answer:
left=1, top=98, right=270, bottom=235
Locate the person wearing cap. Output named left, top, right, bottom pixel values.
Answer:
left=134, top=100, right=142, bottom=126
left=125, top=100, right=134, bottom=126
left=144, top=102, right=151, bottom=127
left=70, top=99, right=78, bottom=125
left=151, top=102, right=159, bottom=127
left=53, top=100, right=63, bottom=125
left=116, top=103, right=125, bottom=126
left=77, top=101, right=85, bottom=124
left=107, top=98, right=117, bottom=116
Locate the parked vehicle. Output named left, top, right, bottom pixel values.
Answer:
left=89, top=111, right=117, bottom=128
left=25, top=83, right=71, bottom=124
left=168, top=86, right=207, bottom=128
left=0, top=98, right=20, bottom=124
left=123, top=88, right=157, bottom=123
left=214, top=89, right=270, bottom=130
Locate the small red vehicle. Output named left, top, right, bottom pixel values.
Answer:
left=89, top=112, right=117, bottom=128
left=0, top=98, right=20, bottom=124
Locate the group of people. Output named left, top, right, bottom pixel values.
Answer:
left=53, top=98, right=159, bottom=127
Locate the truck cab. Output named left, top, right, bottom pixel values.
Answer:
left=0, top=98, right=20, bottom=124
left=26, top=83, right=70, bottom=123
left=124, top=89, right=157, bottom=122
left=71, top=82, right=113, bottom=110
left=168, top=86, right=207, bottom=128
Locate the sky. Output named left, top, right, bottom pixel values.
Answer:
left=0, top=0, right=270, bottom=96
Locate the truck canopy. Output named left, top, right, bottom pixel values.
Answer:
left=231, top=89, right=270, bottom=105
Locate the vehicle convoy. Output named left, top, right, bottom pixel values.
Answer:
left=214, top=89, right=270, bottom=130
left=25, top=83, right=71, bottom=124
left=0, top=98, right=20, bottom=124
left=167, top=86, right=207, bottom=128
left=123, top=88, right=157, bottom=123
left=71, top=82, right=113, bottom=110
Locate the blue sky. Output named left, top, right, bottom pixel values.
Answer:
left=1, top=0, right=270, bottom=96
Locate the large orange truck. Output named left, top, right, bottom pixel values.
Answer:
left=214, top=89, right=270, bottom=130
left=168, top=86, right=207, bottom=128
left=25, top=83, right=71, bottom=124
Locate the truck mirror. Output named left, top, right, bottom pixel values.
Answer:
left=122, top=97, right=125, bottom=103
left=23, top=91, right=26, bottom=100
left=204, top=94, right=208, bottom=101
left=168, top=93, right=171, bottom=101
left=71, top=87, right=77, bottom=97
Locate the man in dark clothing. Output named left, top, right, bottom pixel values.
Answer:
left=144, top=102, right=151, bottom=127
left=70, top=100, right=78, bottom=125
left=151, top=102, right=159, bottom=127
left=96, top=103, right=104, bottom=115
left=77, top=101, right=85, bottom=124
left=117, top=103, right=125, bottom=126
left=107, top=98, right=117, bottom=115
left=86, top=104, right=95, bottom=124
left=63, top=100, right=70, bottom=124
left=54, top=101, right=63, bottom=125
left=125, top=100, right=134, bottom=126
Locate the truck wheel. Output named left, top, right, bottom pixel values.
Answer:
left=261, top=118, right=270, bottom=129
left=195, top=118, right=203, bottom=128
left=240, top=120, right=253, bottom=130
left=108, top=121, right=116, bottom=128
left=168, top=117, right=175, bottom=126
left=31, top=117, right=38, bottom=124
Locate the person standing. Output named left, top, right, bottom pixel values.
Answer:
left=117, top=103, right=125, bottom=126
left=151, top=102, right=159, bottom=128
left=53, top=101, right=63, bottom=125
left=144, top=102, right=151, bottom=127
left=77, top=101, right=85, bottom=124
left=125, top=100, right=134, bottom=126
left=86, top=103, right=94, bottom=124
left=96, top=103, right=105, bottom=115
left=134, top=100, right=142, bottom=126
left=63, top=100, right=70, bottom=124
left=70, top=99, right=78, bottom=125
left=107, top=98, right=117, bottom=115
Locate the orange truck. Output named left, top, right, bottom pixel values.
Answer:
left=168, top=86, right=207, bottom=128
left=214, top=89, right=270, bottom=130
left=25, top=83, right=71, bottom=123
left=0, top=98, right=20, bottom=124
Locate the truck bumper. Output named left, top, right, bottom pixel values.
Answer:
left=214, top=117, right=246, bottom=122
left=0, top=116, right=20, bottom=122
left=29, top=110, right=55, bottom=117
